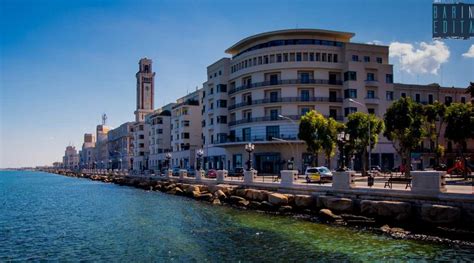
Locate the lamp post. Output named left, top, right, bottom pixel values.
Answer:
left=245, top=142, right=255, bottom=171
left=196, top=149, right=204, bottom=170
left=278, top=114, right=300, bottom=170
left=119, top=158, right=122, bottom=170
left=336, top=131, right=350, bottom=171
left=348, top=99, right=372, bottom=174
left=165, top=152, right=172, bottom=170
left=108, top=160, right=112, bottom=170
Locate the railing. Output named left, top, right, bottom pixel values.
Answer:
left=229, top=114, right=344, bottom=126
left=228, top=96, right=343, bottom=110
left=220, top=134, right=300, bottom=144
left=229, top=78, right=343, bottom=94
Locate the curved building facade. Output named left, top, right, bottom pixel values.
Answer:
left=203, top=29, right=396, bottom=173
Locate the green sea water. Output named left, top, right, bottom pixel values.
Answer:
left=0, top=171, right=472, bottom=262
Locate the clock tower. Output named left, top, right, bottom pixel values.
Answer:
left=134, top=58, right=155, bottom=122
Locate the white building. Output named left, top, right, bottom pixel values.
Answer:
left=80, top=133, right=95, bottom=168
left=170, top=90, right=201, bottom=170
left=63, top=145, right=79, bottom=170
left=147, top=104, right=174, bottom=171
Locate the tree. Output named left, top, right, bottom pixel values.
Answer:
left=445, top=103, right=474, bottom=177
left=384, top=97, right=425, bottom=176
left=345, top=112, right=385, bottom=175
left=298, top=110, right=340, bottom=167
left=423, top=101, right=446, bottom=168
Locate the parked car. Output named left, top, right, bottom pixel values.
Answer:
left=305, top=166, right=333, bottom=183
left=207, top=169, right=217, bottom=178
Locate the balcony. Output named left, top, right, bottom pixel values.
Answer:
left=228, top=96, right=343, bottom=110
left=228, top=78, right=343, bottom=94
left=364, top=97, right=380, bottom=104
left=215, top=134, right=301, bottom=146
left=229, top=114, right=344, bottom=126
left=365, top=80, right=379, bottom=86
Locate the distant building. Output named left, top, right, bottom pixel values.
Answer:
left=146, top=104, right=174, bottom=171
left=108, top=122, right=134, bottom=170
left=80, top=133, right=95, bottom=168
left=62, top=146, right=79, bottom=169
left=95, top=124, right=111, bottom=169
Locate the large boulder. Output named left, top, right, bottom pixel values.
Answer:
left=268, top=193, right=288, bottom=206
left=244, top=189, right=268, bottom=202
left=318, top=196, right=353, bottom=213
left=294, top=195, right=314, bottom=209
left=319, top=209, right=342, bottom=222
left=197, top=193, right=214, bottom=201
left=229, top=195, right=247, bottom=204
left=214, top=190, right=227, bottom=200
left=209, top=184, right=234, bottom=195
left=279, top=205, right=293, bottom=213
left=421, top=204, right=460, bottom=224
left=260, top=201, right=276, bottom=211
left=186, top=185, right=200, bottom=195
left=361, top=200, right=412, bottom=221
left=235, top=188, right=247, bottom=197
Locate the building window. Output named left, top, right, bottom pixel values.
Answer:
left=300, top=107, right=311, bottom=115
left=217, top=84, right=227, bottom=92
left=269, top=91, right=279, bottom=102
left=217, top=99, right=227, bottom=108
left=445, top=96, right=452, bottom=106
left=266, top=126, right=280, bottom=140
left=309, top=53, right=314, bottom=61
left=366, top=90, right=375, bottom=99
left=352, top=55, right=359, bottom=62
left=461, top=97, right=466, bottom=104
left=376, top=57, right=382, bottom=64
left=344, top=71, right=357, bottom=81
left=385, top=74, right=393, bottom=83
left=242, top=128, right=251, bottom=141
left=217, top=116, right=227, bottom=124
left=329, top=109, right=338, bottom=119
left=401, top=92, right=406, bottom=98
left=386, top=91, right=394, bottom=101
left=428, top=94, right=434, bottom=104
left=415, top=93, right=421, bottom=103
left=157, top=129, right=163, bottom=134
left=344, top=107, right=357, bottom=117
left=368, top=108, right=375, bottom=114
left=344, top=89, right=357, bottom=99
left=300, top=90, right=310, bottom=101
left=364, top=56, right=370, bottom=62
left=283, top=53, right=288, bottom=62
left=277, top=54, right=282, bottom=62
left=299, top=72, right=311, bottom=83
left=366, top=73, right=375, bottom=81
left=322, top=53, right=327, bottom=62
left=296, top=52, right=302, bottom=61
left=333, top=54, right=338, bottom=63
left=316, top=53, right=320, bottom=61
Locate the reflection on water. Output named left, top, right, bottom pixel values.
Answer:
left=0, top=171, right=472, bottom=261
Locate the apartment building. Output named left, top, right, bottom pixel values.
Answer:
left=199, top=29, right=395, bottom=173
left=394, top=83, right=473, bottom=169
left=80, top=133, right=95, bottom=168
left=63, top=145, right=79, bottom=169
left=147, top=103, right=174, bottom=171
left=201, top=58, right=231, bottom=169
left=170, top=90, right=201, bottom=169
left=108, top=122, right=134, bottom=170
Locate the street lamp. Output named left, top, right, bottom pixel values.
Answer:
left=336, top=131, right=350, bottom=171
left=279, top=114, right=301, bottom=170
left=165, top=152, right=172, bottom=170
left=245, top=142, right=255, bottom=171
left=196, top=149, right=204, bottom=170
left=119, top=158, right=122, bottom=170
left=108, top=160, right=112, bottom=170
left=348, top=98, right=372, bottom=174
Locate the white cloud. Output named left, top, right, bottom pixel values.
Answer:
left=462, top=45, right=474, bottom=58
left=366, top=40, right=384, bottom=45
left=389, top=40, right=450, bottom=75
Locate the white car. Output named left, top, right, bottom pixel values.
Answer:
left=304, top=166, right=333, bottom=183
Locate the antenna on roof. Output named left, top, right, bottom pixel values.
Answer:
left=102, top=113, right=107, bottom=125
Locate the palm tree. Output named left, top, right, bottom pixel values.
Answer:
left=465, top=82, right=474, bottom=104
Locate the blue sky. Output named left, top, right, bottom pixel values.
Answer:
left=1, top=0, right=473, bottom=168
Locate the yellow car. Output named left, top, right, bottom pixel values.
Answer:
left=305, top=167, right=332, bottom=183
